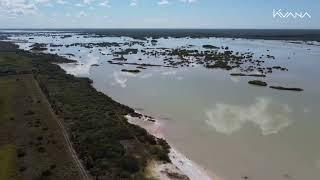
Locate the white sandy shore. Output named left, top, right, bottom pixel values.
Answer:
left=126, top=114, right=221, bottom=180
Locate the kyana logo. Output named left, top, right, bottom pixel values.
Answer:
left=273, top=9, right=311, bottom=19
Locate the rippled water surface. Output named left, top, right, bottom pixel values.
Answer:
left=8, top=32, right=320, bottom=180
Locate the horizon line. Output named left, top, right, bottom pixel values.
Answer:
left=1, top=28, right=320, bottom=30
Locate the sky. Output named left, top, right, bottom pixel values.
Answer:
left=0, top=0, right=319, bottom=29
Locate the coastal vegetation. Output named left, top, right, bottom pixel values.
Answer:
left=0, top=144, right=18, bottom=180
left=0, top=41, right=86, bottom=179
left=121, top=69, right=141, bottom=73
left=202, top=45, right=219, bottom=49
left=248, top=80, right=268, bottom=87
left=30, top=43, right=48, bottom=51
left=43, top=29, right=320, bottom=41
left=11, top=31, right=304, bottom=94
left=269, top=86, right=304, bottom=91
left=248, top=80, right=303, bottom=91
left=0, top=41, right=171, bottom=179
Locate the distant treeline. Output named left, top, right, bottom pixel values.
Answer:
left=2, top=29, right=320, bottom=41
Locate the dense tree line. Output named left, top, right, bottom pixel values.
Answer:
left=27, top=48, right=170, bottom=179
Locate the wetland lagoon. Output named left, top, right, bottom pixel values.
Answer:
left=4, top=29, right=320, bottom=180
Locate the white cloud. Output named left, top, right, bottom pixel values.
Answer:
left=161, top=70, right=177, bottom=75
left=205, top=97, right=292, bottom=135
left=158, top=0, right=169, bottom=5
left=59, top=54, right=99, bottom=76
left=56, top=0, right=67, bottom=5
left=83, top=0, right=94, bottom=5
left=140, top=73, right=153, bottom=79
left=99, top=0, right=110, bottom=7
left=0, top=0, right=37, bottom=16
left=130, top=0, right=137, bottom=7
left=230, top=76, right=240, bottom=83
left=112, top=71, right=137, bottom=88
left=75, top=3, right=84, bottom=7
left=44, top=3, right=53, bottom=7
left=157, top=0, right=197, bottom=5
left=34, top=0, right=51, bottom=3
left=0, top=0, right=199, bottom=17
left=180, top=0, right=197, bottom=3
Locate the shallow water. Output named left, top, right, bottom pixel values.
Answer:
left=8, top=32, right=320, bottom=180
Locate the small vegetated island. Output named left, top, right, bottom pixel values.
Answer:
left=0, top=41, right=171, bottom=180
left=248, top=80, right=268, bottom=87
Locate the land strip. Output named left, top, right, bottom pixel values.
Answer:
left=0, top=41, right=171, bottom=179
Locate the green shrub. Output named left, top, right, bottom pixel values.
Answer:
left=121, top=156, right=140, bottom=173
